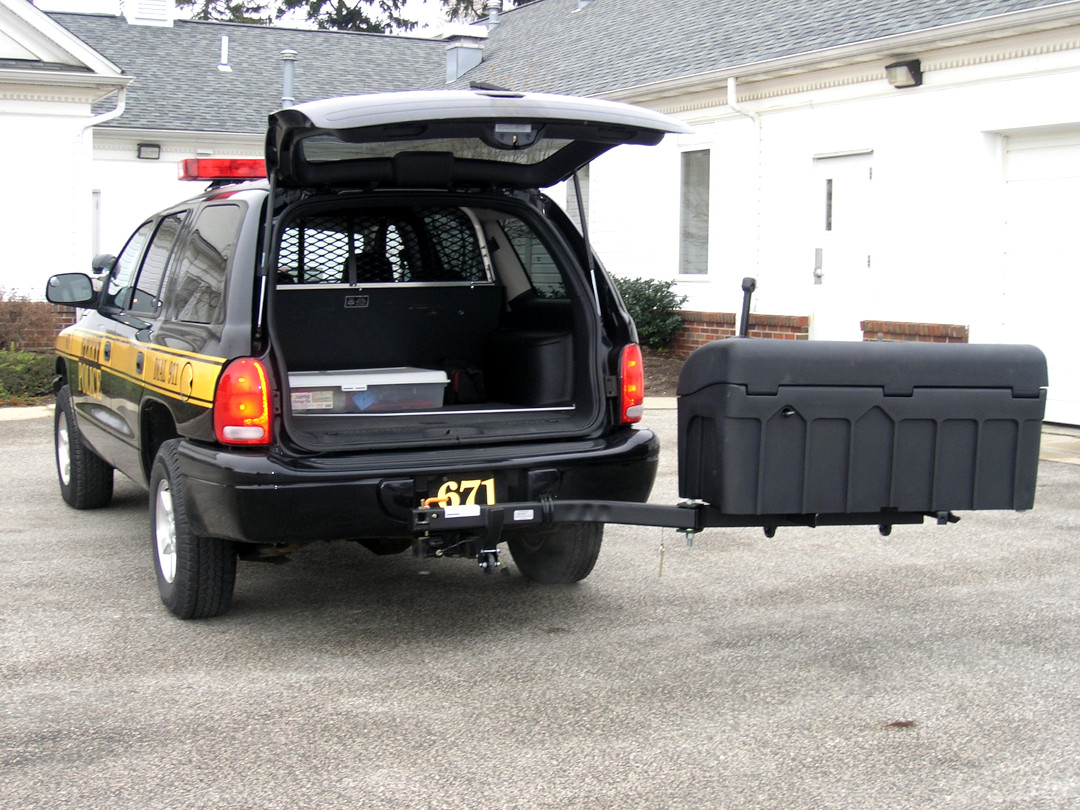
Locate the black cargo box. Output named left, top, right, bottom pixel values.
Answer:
left=676, top=340, right=1047, bottom=516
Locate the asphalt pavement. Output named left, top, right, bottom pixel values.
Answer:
left=2, top=406, right=1079, bottom=809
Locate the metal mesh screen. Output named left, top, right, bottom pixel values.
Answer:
left=277, top=208, right=488, bottom=285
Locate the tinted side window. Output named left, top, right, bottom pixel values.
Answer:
left=168, top=204, right=244, bottom=324
left=103, top=220, right=154, bottom=309
left=129, top=212, right=188, bottom=314
left=500, top=217, right=566, bottom=298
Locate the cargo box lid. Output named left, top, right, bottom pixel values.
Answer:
left=676, top=340, right=1048, bottom=398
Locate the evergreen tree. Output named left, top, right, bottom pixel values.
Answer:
left=176, top=0, right=272, bottom=24
left=274, top=0, right=414, bottom=33
left=175, top=0, right=530, bottom=33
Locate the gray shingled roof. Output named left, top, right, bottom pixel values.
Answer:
left=463, top=0, right=1072, bottom=95
left=52, top=12, right=445, bottom=132
left=52, top=0, right=1074, bottom=133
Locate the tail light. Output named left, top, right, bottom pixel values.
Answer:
left=619, top=343, right=645, bottom=424
left=214, top=358, right=272, bottom=445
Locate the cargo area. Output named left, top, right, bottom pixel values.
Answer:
left=267, top=199, right=605, bottom=450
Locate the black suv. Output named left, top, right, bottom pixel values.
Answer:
left=47, top=90, right=689, bottom=619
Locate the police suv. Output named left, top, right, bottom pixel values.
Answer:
left=47, top=91, right=688, bottom=619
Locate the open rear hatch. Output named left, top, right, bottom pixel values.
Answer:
left=265, top=89, right=692, bottom=190
left=263, top=91, right=690, bottom=453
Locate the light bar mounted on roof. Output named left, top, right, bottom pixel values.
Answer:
left=178, top=158, right=266, bottom=182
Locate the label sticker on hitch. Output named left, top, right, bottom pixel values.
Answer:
left=444, top=505, right=482, bottom=519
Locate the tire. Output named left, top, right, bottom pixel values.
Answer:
left=54, top=385, right=114, bottom=509
left=507, top=523, right=603, bottom=584
left=150, top=439, right=237, bottom=619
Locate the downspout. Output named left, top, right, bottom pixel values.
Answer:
left=76, top=86, right=128, bottom=272
left=726, top=76, right=762, bottom=292
left=81, top=85, right=128, bottom=133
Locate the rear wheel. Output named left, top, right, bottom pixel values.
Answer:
left=507, top=523, right=603, bottom=584
left=54, top=385, right=113, bottom=509
left=150, top=440, right=237, bottom=619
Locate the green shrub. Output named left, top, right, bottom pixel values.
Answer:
left=612, top=276, right=687, bottom=350
left=0, top=350, right=54, bottom=405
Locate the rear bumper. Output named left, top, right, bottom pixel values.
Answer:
left=177, top=428, right=659, bottom=544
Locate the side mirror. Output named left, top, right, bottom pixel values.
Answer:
left=46, top=273, right=98, bottom=307
left=91, top=254, right=116, bottom=274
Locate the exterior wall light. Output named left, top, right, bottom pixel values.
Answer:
left=137, top=143, right=162, bottom=160
left=885, top=59, right=922, bottom=88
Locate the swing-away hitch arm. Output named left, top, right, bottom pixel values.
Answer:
left=411, top=497, right=952, bottom=541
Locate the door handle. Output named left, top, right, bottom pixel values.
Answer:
left=813, top=248, right=824, bottom=284
left=103, top=341, right=111, bottom=362
left=136, top=352, right=144, bottom=376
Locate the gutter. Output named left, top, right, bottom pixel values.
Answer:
left=0, top=68, right=133, bottom=93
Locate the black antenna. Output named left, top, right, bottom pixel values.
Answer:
left=738, top=277, right=757, bottom=337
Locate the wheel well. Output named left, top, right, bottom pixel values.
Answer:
left=54, top=357, right=67, bottom=392
left=141, top=401, right=179, bottom=481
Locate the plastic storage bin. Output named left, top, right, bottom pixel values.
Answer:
left=676, top=340, right=1047, bottom=515
left=289, top=367, right=449, bottom=413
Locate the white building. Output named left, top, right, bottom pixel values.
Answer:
left=3, top=0, right=1079, bottom=423
left=0, top=0, right=128, bottom=298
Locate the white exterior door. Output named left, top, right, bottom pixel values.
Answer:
left=1003, top=131, right=1080, bottom=425
left=811, top=153, right=873, bottom=341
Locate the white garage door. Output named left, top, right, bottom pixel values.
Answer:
left=1004, top=130, right=1080, bottom=426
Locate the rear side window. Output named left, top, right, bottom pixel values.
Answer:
left=277, top=207, right=489, bottom=285
left=167, top=203, right=244, bottom=324
left=500, top=218, right=566, bottom=298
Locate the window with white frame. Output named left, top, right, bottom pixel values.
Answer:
left=679, top=149, right=710, bottom=274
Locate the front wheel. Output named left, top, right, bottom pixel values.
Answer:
left=54, top=385, right=113, bottom=509
left=507, top=523, right=603, bottom=584
left=150, top=440, right=237, bottom=619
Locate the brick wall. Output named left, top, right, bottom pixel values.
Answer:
left=0, top=301, right=77, bottom=353
left=860, top=320, right=969, bottom=343
left=670, top=311, right=810, bottom=357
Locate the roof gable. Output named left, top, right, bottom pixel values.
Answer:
left=52, top=12, right=445, bottom=133
left=0, top=0, right=122, bottom=76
